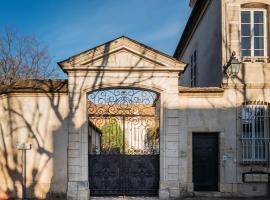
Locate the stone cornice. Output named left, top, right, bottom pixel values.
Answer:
left=179, top=86, right=224, bottom=97
left=64, top=66, right=184, bottom=72
left=223, top=83, right=270, bottom=89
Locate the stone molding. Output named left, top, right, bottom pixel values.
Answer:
left=179, top=86, right=224, bottom=97
left=58, top=36, right=186, bottom=72
left=223, top=83, right=270, bottom=89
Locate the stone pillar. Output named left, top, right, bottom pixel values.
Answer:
left=67, top=90, right=90, bottom=200
left=159, top=106, right=181, bottom=199
left=67, top=129, right=90, bottom=200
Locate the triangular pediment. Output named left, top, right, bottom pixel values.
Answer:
left=87, top=48, right=162, bottom=67
left=58, top=36, right=186, bottom=72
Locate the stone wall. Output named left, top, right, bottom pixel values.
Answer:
left=0, top=93, right=69, bottom=199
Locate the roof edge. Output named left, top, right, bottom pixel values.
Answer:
left=0, top=79, right=68, bottom=95
left=173, top=0, right=212, bottom=59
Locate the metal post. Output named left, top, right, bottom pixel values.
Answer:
left=22, top=149, right=26, bottom=200
left=123, top=116, right=125, bottom=154
left=17, top=143, right=31, bottom=200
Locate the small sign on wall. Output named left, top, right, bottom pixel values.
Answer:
left=17, top=143, right=31, bottom=150
left=243, top=172, right=269, bottom=183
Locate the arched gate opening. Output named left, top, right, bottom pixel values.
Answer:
left=87, top=88, right=160, bottom=196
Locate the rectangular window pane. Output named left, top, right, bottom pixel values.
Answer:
left=190, top=54, right=193, bottom=86
left=254, top=11, right=264, bottom=23
left=254, top=107, right=265, bottom=137
left=241, top=11, right=251, bottom=23
left=241, top=37, right=251, bottom=49
left=254, top=24, right=264, bottom=36
left=241, top=24, right=251, bottom=36
left=242, top=50, right=251, bottom=56
left=242, top=106, right=253, bottom=138
left=254, top=50, right=264, bottom=56
left=241, top=104, right=269, bottom=162
left=193, top=51, right=197, bottom=86
left=254, top=37, right=264, bottom=49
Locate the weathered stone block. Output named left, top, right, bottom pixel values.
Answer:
left=77, top=189, right=90, bottom=200
left=169, top=187, right=180, bottom=198
left=167, top=110, right=178, bottom=118
left=167, top=157, right=178, bottom=166
left=159, top=189, right=169, bottom=200
left=167, top=149, right=178, bottom=157
left=166, top=141, right=178, bottom=150
left=168, top=165, right=178, bottom=174
left=166, top=134, right=179, bottom=142
left=69, top=133, right=80, bottom=142
left=69, top=173, right=81, bottom=181
left=68, top=157, right=81, bottom=165
left=68, top=149, right=80, bottom=157
left=168, top=118, right=179, bottom=126
left=69, top=141, right=80, bottom=150
left=69, top=166, right=81, bottom=174
left=68, top=182, right=78, bottom=191
left=167, top=125, right=179, bottom=134
left=167, top=173, right=178, bottom=181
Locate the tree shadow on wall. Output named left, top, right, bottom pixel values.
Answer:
left=0, top=37, right=170, bottom=199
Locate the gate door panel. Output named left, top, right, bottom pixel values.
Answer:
left=88, top=88, right=160, bottom=196
left=89, top=155, right=123, bottom=196
left=124, top=155, right=159, bottom=196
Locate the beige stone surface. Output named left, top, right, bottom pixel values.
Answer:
left=0, top=93, right=69, bottom=199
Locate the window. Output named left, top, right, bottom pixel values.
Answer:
left=190, top=50, right=197, bottom=87
left=241, top=9, right=267, bottom=58
left=241, top=102, right=270, bottom=163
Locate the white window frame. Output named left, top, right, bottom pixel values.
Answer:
left=190, top=50, right=197, bottom=87
left=240, top=8, right=267, bottom=61
left=241, top=102, right=270, bottom=163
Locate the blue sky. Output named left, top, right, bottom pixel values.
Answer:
left=0, top=0, right=190, bottom=77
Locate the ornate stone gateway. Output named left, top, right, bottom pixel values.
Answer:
left=88, top=88, right=160, bottom=196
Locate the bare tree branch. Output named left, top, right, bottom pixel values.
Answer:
left=0, top=27, right=59, bottom=87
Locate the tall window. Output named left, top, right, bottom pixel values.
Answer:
left=241, top=102, right=270, bottom=163
left=190, top=50, right=197, bottom=87
left=241, top=9, right=267, bottom=57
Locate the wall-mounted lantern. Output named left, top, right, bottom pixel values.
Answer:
left=223, top=51, right=241, bottom=78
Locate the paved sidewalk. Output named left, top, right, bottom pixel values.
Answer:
left=182, top=198, right=270, bottom=200
left=91, top=197, right=158, bottom=200
left=91, top=197, right=269, bottom=200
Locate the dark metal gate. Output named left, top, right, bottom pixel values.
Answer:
left=88, top=88, right=160, bottom=196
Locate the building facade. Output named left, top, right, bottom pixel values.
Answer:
left=174, top=0, right=270, bottom=197
left=0, top=1, right=269, bottom=200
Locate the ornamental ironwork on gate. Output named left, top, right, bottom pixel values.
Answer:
left=88, top=88, right=160, bottom=196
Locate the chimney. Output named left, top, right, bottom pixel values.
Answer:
left=189, top=0, right=198, bottom=9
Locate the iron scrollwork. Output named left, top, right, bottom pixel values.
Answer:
left=88, top=88, right=157, bottom=116
left=88, top=88, right=160, bottom=155
left=88, top=88, right=160, bottom=196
